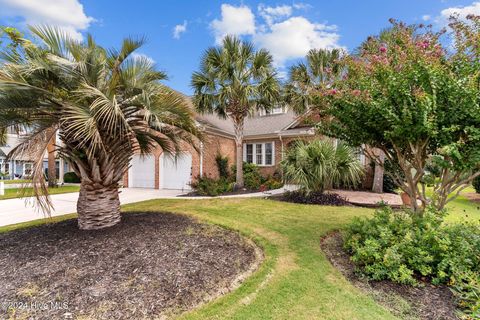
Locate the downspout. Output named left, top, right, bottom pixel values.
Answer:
left=279, top=133, right=284, bottom=161
left=199, top=142, right=204, bottom=177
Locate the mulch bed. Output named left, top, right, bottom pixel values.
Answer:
left=321, top=232, right=458, bottom=320
left=0, top=212, right=260, bottom=319
left=271, top=191, right=351, bottom=206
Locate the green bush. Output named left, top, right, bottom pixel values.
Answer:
left=383, top=159, right=401, bottom=193
left=215, top=155, right=230, bottom=179
left=344, top=206, right=480, bottom=316
left=63, top=171, right=80, bottom=183
left=473, top=176, right=480, bottom=194
left=281, top=140, right=364, bottom=193
left=190, top=176, right=233, bottom=196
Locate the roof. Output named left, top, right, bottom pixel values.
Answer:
left=0, top=134, right=41, bottom=161
left=196, top=109, right=313, bottom=138
left=0, top=134, right=22, bottom=158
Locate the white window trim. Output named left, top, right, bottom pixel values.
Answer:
left=259, top=105, right=285, bottom=116
left=243, top=142, right=275, bottom=167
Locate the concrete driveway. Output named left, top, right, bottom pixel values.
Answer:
left=0, top=188, right=184, bottom=227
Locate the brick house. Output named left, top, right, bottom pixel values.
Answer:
left=0, top=132, right=71, bottom=182
left=123, top=102, right=375, bottom=191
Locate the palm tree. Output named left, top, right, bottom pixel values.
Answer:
left=0, top=26, right=200, bottom=230
left=281, top=140, right=364, bottom=193
left=191, top=35, right=280, bottom=188
left=284, top=48, right=343, bottom=113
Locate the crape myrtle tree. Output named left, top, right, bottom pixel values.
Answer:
left=0, top=26, right=200, bottom=229
left=191, top=36, right=280, bottom=188
left=315, top=17, right=480, bottom=212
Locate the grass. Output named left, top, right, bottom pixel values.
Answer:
left=0, top=185, right=80, bottom=200
left=0, top=189, right=478, bottom=319
left=0, top=179, right=32, bottom=185
left=442, top=186, right=480, bottom=224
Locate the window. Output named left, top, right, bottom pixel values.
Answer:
left=259, top=105, right=285, bottom=116
left=243, top=142, right=275, bottom=166
left=246, top=144, right=253, bottom=163
left=265, top=143, right=273, bottom=165
left=23, top=163, right=33, bottom=176
left=256, top=144, right=263, bottom=164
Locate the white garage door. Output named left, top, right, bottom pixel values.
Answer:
left=160, top=152, right=192, bottom=190
left=129, top=154, right=155, bottom=188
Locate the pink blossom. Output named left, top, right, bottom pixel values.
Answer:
left=352, top=89, right=361, bottom=96
left=329, top=89, right=338, bottom=95
left=379, top=46, right=387, bottom=53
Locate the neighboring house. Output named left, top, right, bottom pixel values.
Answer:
left=0, top=133, right=70, bottom=182
left=123, top=101, right=376, bottom=191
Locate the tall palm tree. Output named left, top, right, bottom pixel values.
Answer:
left=284, top=48, right=343, bottom=113
left=0, top=26, right=200, bottom=230
left=191, top=35, right=280, bottom=188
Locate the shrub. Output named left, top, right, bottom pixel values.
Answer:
left=383, top=159, right=401, bottom=193
left=63, top=171, right=80, bottom=183
left=215, top=155, right=230, bottom=179
left=473, top=176, right=480, bottom=194
left=281, top=140, right=364, bottom=193
left=190, top=176, right=233, bottom=196
left=281, top=191, right=349, bottom=206
left=344, top=206, right=480, bottom=316
left=231, top=162, right=270, bottom=190
left=263, top=177, right=284, bottom=190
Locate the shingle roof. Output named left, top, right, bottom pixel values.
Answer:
left=197, top=109, right=308, bottom=138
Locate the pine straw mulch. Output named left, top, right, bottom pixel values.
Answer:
left=0, top=212, right=261, bottom=320
left=320, top=231, right=459, bottom=320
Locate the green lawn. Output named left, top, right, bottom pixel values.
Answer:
left=0, top=190, right=478, bottom=319
left=0, top=185, right=80, bottom=200
left=442, top=186, right=480, bottom=224
left=0, top=179, right=32, bottom=185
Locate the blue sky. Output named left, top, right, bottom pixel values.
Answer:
left=1, top=0, right=479, bottom=93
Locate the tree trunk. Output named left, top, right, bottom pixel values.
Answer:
left=372, top=148, right=385, bottom=193
left=77, top=182, right=121, bottom=230
left=235, top=141, right=244, bottom=188
left=233, top=119, right=245, bottom=188
left=47, top=131, right=57, bottom=188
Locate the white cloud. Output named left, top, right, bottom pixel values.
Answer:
left=173, top=20, right=187, bottom=39
left=131, top=53, right=155, bottom=64
left=210, top=4, right=256, bottom=44
left=438, top=1, right=480, bottom=23
left=422, top=15, right=431, bottom=21
left=258, top=4, right=292, bottom=25
left=254, top=17, right=342, bottom=66
left=209, top=3, right=342, bottom=67
left=0, top=0, right=94, bottom=40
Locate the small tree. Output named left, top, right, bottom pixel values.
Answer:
left=315, top=18, right=480, bottom=212
left=281, top=140, right=364, bottom=193
left=191, top=36, right=280, bottom=188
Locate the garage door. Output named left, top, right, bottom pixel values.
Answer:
left=160, top=152, right=192, bottom=190
left=129, top=154, right=155, bottom=188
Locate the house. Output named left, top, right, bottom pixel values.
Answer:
left=0, top=132, right=70, bottom=182
left=123, top=102, right=375, bottom=191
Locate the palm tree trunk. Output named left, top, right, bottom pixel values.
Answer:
left=77, top=182, right=121, bottom=230
left=47, top=130, right=57, bottom=188
left=233, top=119, right=244, bottom=188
